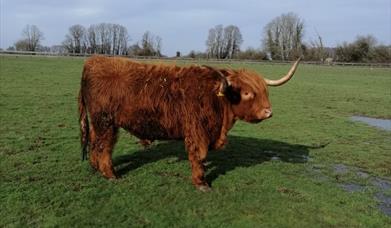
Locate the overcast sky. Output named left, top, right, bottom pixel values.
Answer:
left=1, top=0, right=390, bottom=56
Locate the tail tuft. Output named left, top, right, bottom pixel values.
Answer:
left=78, top=85, right=89, bottom=161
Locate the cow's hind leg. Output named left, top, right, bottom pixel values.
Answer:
left=99, top=127, right=118, bottom=179
left=89, top=112, right=118, bottom=179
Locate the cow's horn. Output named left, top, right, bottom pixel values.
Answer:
left=203, top=65, right=230, bottom=95
left=265, top=57, right=301, bottom=86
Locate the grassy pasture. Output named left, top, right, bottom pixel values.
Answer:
left=0, top=55, right=390, bottom=227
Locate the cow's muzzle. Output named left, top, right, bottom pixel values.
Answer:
left=255, top=108, right=273, bottom=121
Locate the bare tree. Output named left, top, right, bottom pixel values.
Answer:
left=206, top=24, right=243, bottom=59
left=17, top=25, right=44, bottom=51
left=155, top=35, right=162, bottom=56
left=62, top=34, right=74, bottom=53
left=140, top=31, right=152, bottom=56
left=214, top=25, right=224, bottom=58
left=96, top=23, right=111, bottom=54
left=223, top=25, right=243, bottom=58
left=263, top=12, right=304, bottom=60
left=206, top=27, right=217, bottom=58
left=111, top=24, right=129, bottom=55
left=62, top=24, right=86, bottom=54
left=87, top=25, right=98, bottom=54
left=138, top=31, right=162, bottom=56
left=307, top=31, right=327, bottom=62
left=119, top=26, right=130, bottom=55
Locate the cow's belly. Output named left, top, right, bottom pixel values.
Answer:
left=123, top=120, right=172, bottom=140
left=116, top=105, right=184, bottom=140
left=119, top=116, right=183, bottom=140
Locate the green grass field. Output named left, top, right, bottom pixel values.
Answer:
left=1, top=55, right=390, bottom=227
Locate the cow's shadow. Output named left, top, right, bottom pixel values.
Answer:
left=113, top=135, right=326, bottom=185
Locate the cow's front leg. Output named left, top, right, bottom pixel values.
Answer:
left=185, top=136, right=210, bottom=192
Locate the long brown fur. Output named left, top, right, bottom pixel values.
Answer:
left=79, top=55, right=275, bottom=190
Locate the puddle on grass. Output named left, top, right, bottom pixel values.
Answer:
left=356, top=171, right=370, bottom=179
left=375, top=193, right=391, bottom=216
left=328, top=163, right=391, bottom=217
left=371, top=178, right=391, bottom=191
left=264, top=150, right=310, bottom=163
left=351, top=116, right=391, bottom=131
left=333, top=164, right=349, bottom=174
left=379, top=204, right=391, bottom=216
left=339, top=183, right=365, bottom=193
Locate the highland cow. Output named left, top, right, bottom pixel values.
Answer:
left=78, top=56, right=300, bottom=191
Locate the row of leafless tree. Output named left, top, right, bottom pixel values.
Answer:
left=61, top=23, right=163, bottom=56
left=62, top=23, right=129, bottom=55
left=8, top=12, right=391, bottom=62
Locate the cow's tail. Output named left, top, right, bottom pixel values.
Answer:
left=78, top=77, right=89, bottom=161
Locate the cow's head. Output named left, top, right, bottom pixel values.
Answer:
left=210, top=58, right=300, bottom=123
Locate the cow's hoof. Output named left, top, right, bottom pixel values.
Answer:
left=101, top=170, right=117, bottom=180
left=139, top=139, right=153, bottom=148
left=89, top=159, right=99, bottom=171
left=197, top=185, right=211, bottom=192
left=202, top=161, right=211, bottom=167
left=108, top=176, right=117, bottom=181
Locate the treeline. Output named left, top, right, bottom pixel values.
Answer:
left=9, top=23, right=162, bottom=57
left=334, top=35, right=390, bottom=63
left=62, top=23, right=162, bottom=56
left=63, top=23, right=129, bottom=55
left=7, top=12, right=391, bottom=63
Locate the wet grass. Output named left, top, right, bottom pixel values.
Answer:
left=1, top=56, right=390, bottom=226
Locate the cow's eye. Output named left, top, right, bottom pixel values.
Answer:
left=242, top=91, right=254, bottom=100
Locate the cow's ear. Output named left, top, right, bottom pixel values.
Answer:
left=225, top=85, right=241, bottom=104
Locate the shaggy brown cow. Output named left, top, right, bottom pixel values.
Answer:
left=78, top=56, right=300, bottom=191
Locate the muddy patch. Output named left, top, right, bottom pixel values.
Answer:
left=351, top=116, right=391, bottom=131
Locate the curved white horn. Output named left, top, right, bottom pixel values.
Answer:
left=265, top=57, right=301, bottom=86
